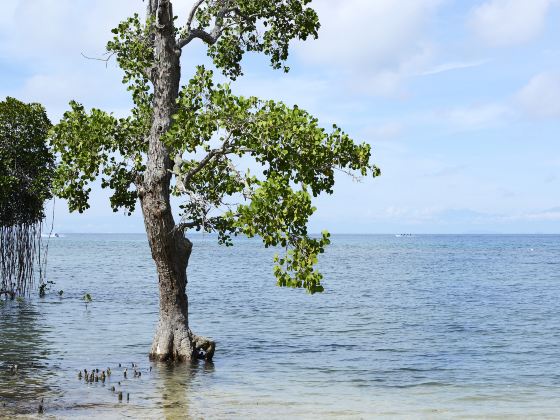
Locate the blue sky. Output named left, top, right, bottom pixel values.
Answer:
left=1, top=0, right=559, bottom=233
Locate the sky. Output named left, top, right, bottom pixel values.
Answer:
left=1, top=0, right=559, bottom=234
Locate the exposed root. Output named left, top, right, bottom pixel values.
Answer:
left=190, top=332, right=215, bottom=362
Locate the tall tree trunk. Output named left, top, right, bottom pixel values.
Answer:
left=140, top=0, right=214, bottom=362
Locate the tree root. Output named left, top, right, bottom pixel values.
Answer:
left=149, top=324, right=215, bottom=362
left=190, top=332, right=215, bottom=362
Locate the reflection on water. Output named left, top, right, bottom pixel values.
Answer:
left=159, top=363, right=193, bottom=419
left=1, top=234, right=560, bottom=418
left=158, top=362, right=215, bottom=419
left=0, top=299, right=55, bottom=415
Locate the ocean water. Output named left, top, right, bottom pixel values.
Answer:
left=1, top=234, right=560, bottom=419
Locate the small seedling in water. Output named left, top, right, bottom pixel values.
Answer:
left=16, top=296, right=24, bottom=303
left=82, top=293, right=92, bottom=309
left=39, top=280, right=56, bottom=297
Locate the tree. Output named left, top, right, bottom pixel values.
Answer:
left=0, top=97, right=54, bottom=298
left=51, top=0, right=380, bottom=362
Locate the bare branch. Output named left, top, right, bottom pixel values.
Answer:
left=334, top=166, right=365, bottom=182
left=81, top=52, right=115, bottom=68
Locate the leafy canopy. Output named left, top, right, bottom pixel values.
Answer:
left=0, top=97, right=54, bottom=226
left=51, top=0, right=380, bottom=293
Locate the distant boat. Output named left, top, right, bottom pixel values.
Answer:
left=395, top=234, right=414, bottom=237
left=41, top=233, right=64, bottom=238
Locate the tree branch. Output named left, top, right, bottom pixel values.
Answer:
left=180, top=132, right=234, bottom=184
left=178, top=28, right=218, bottom=48
left=186, top=0, right=206, bottom=30
left=177, top=1, right=237, bottom=48
left=81, top=52, right=115, bottom=68
left=176, top=221, right=200, bottom=231
left=176, top=212, right=240, bottom=233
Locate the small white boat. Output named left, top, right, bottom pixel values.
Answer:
left=41, top=233, right=64, bottom=238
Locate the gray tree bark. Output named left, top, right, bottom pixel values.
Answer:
left=139, top=0, right=214, bottom=362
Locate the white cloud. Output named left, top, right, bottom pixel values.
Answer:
left=0, top=1, right=142, bottom=61
left=424, top=71, right=560, bottom=128
left=0, top=1, right=199, bottom=61
left=363, top=122, right=404, bottom=141
left=420, top=59, right=490, bottom=76
left=468, top=0, right=554, bottom=47
left=0, top=1, right=207, bottom=121
left=12, top=70, right=133, bottom=122
left=379, top=206, right=560, bottom=225
left=437, top=103, right=512, bottom=129
left=531, top=207, right=560, bottom=221
left=382, top=206, right=439, bottom=221
left=505, top=207, right=560, bottom=222
left=0, top=0, right=446, bottom=106
left=295, top=0, right=443, bottom=96
left=233, top=75, right=329, bottom=109
left=516, top=71, right=560, bottom=118
left=0, top=1, right=144, bottom=121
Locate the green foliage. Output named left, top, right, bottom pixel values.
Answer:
left=52, top=1, right=380, bottom=294
left=106, top=13, right=154, bottom=113
left=182, top=0, right=320, bottom=79
left=0, top=97, right=54, bottom=226
left=83, top=293, right=92, bottom=309
left=51, top=102, right=146, bottom=214
left=168, top=67, right=378, bottom=293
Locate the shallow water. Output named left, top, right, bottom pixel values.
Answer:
left=1, top=234, right=560, bottom=418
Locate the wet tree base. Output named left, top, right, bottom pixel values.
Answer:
left=149, top=328, right=215, bottom=362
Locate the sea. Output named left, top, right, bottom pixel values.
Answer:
left=1, top=234, right=560, bottom=418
